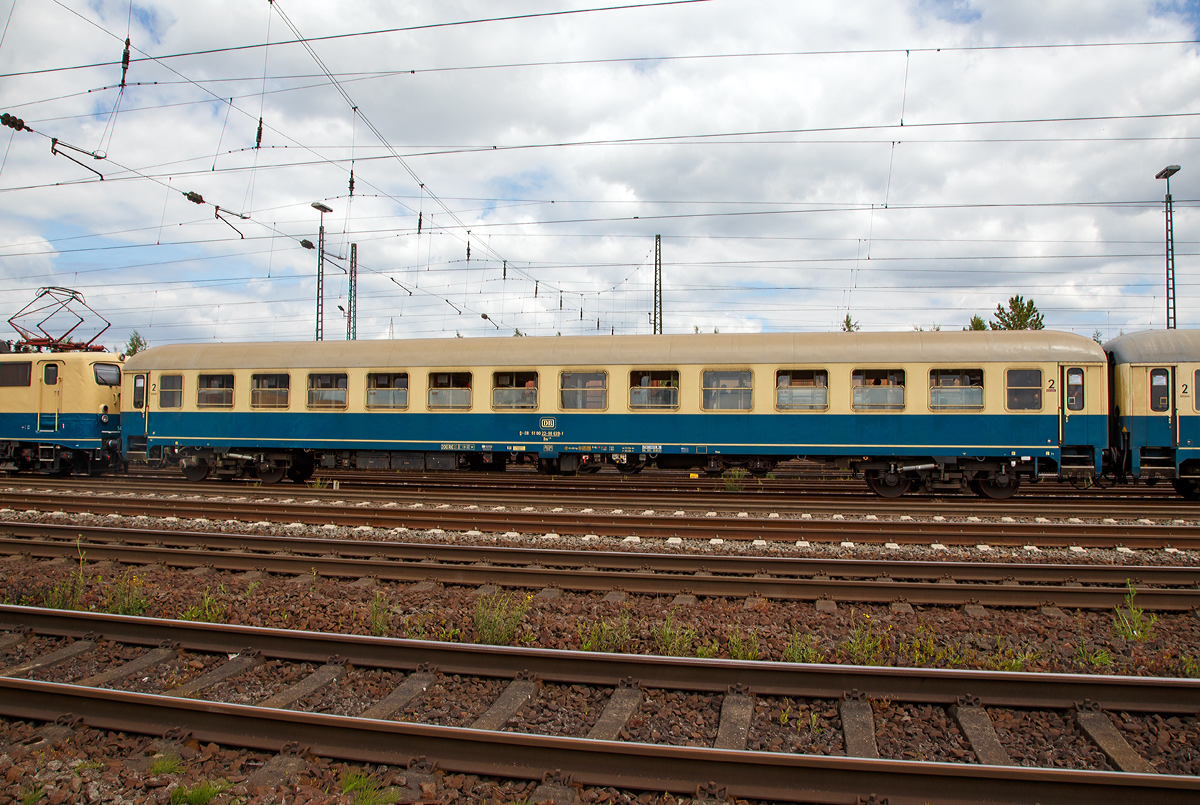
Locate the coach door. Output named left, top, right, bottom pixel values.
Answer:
left=1146, top=366, right=1176, bottom=448
left=36, top=360, right=62, bottom=432
left=1059, top=366, right=1090, bottom=446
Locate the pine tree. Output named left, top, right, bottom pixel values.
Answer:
left=840, top=314, right=860, bottom=332
left=123, top=331, right=147, bottom=355
left=989, top=296, right=1044, bottom=330
left=965, top=315, right=987, bottom=331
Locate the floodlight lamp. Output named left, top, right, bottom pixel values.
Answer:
left=311, top=201, right=333, bottom=213
left=1156, top=165, right=1181, bottom=180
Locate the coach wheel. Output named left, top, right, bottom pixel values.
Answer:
left=256, top=465, right=286, bottom=485
left=866, top=471, right=909, bottom=498
left=287, top=465, right=314, bottom=483
left=615, top=461, right=643, bottom=475
left=1172, top=479, right=1200, bottom=501
left=579, top=463, right=602, bottom=474
left=971, top=475, right=1021, bottom=500
left=180, top=461, right=210, bottom=483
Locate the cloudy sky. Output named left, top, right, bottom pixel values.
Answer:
left=0, top=0, right=1196, bottom=349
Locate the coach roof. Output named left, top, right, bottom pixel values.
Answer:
left=1104, top=329, right=1200, bottom=365
left=123, top=331, right=1105, bottom=372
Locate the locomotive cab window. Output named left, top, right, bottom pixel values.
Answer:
left=776, top=369, right=827, bottom=411
left=1066, top=368, right=1085, bottom=411
left=929, top=369, right=982, bottom=410
left=367, top=373, right=408, bottom=410
left=1006, top=369, right=1042, bottom=411
left=0, top=361, right=31, bottom=387
left=251, top=374, right=290, bottom=409
left=493, top=372, right=538, bottom=409
left=852, top=369, right=904, bottom=411
left=43, top=364, right=58, bottom=386
left=159, top=374, right=182, bottom=408
left=1150, top=369, right=1170, bottom=412
left=629, top=370, right=678, bottom=410
left=308, top=373, right=348, bottom=409
left=93, top=363, right=121, bottom=386
left=702, top=370, right=752, bottom=411
left=429, top=372, right=472, bottom=409
left=560, top=372, right=607, bottom=410
left=197, top=374, right=234, bottom=408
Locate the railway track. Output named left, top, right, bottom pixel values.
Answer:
left=4, top=521, right=1200, bottom=610
left=1, top=606, right=1197, bottom=804
left=11, top=473, right=1200, bottom=520
left=3, top=485, right=1199, bottom=548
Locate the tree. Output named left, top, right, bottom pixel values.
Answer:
left=840, top=314, right=860, bottom=332
left=123, top=331, right=147, bottom=355
left=965, top=315, right=987, bottom=331
left=989, top=296, right=1044, bottom=330
left=1092, top=329, right=1104, bottom=344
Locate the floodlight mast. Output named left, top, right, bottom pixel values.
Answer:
left=312, top=202, right=333, bottom=341
left=1156, top=166, right=1180, bottom=330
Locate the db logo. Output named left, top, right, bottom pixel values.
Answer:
left=540, top=417, right=556, bottom=429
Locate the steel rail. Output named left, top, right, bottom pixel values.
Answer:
left=7, top=521, right=1199, bottom=586
left=1, top=677, right=1196, bottom=805
left=3, top=527, right=1200, bottom=609
left=2, top=606, right=1197, bottom=713
left=2, top=491, right=1198, bottom=546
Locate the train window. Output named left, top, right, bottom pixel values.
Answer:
left=367, top=373, right=409, bottom=410
left=251, top=374, right=290, bottom=408
left=1150, top=369, right=1170, bottom=412
left=93, top=364, right=121, bottom=386
left=159, top=374, right=182, bottom=408
left=133, top=375, right=146, bottom=409
left=852, top=369, right=905, bottom=411
left=0, top=361, right=31, bottom=387
left=629, top=370, right=679, bottom=410
left=43, top=364, right=58, bottom=386
left=197, top=374, right=234, bottom=408
left=929, top=369, right=983, bottom=410
left=702, top=370, right=752, bottom=411
left=1006, top=369, right=1042, bottom=411
left=776, top=370, right=827, bottom=411
left=560, top=372, right=607, bottom=410
left=429, top=372, right=472, bottom=409
left=493, top=372, right=538, bottom=409
left=1066, top=368, right=1085, bottom=411
left=308, top=373, right=348, bottom=409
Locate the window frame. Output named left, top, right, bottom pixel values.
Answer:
left=307, top=372, right=349, bottom=410
left=92, top=363, right=121, bottom=387
left=492, top=371, right=539, bottom=410
left=43, top=363, right=58, bottom=386
left=250, top=373, right=291, bottom=409
left=0, top=361, right=32, bottom=387
left=1005, top=368, right=1043, bottom=412
left=629, top=370, right=679, bottom=411
left=701, top=368, right=753, bottom=412
left=1150, top=368, right=1170, bottom=413
left=851, top=368, right=906, bottom=412
left=559, top=370, right=608, bottom=411
left=133, top=375, right=146, bottom=409
left=196, top=373, right=235, bottom=408
left=774, top=369, right=829, bottom=412
left=1065, top=367, right=1085, bottom=412
left=428, top=371, right=473, bottom=410
left=928, top=368, right=984, bottom=411
left=366, top=372, right=410, bottom=411
left=158, top=373, right=183, bottom=409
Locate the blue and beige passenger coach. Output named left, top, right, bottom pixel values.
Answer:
left=119, top=330, right=1108, bottom=498
left=1104, top=329, right=1200, bottom=499
left=0, top=349, right=123, bottom=475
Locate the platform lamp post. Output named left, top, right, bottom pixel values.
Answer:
left=1156, top=165, right=1180, bottom=330
left=311, top=201, right=333, bottom=341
